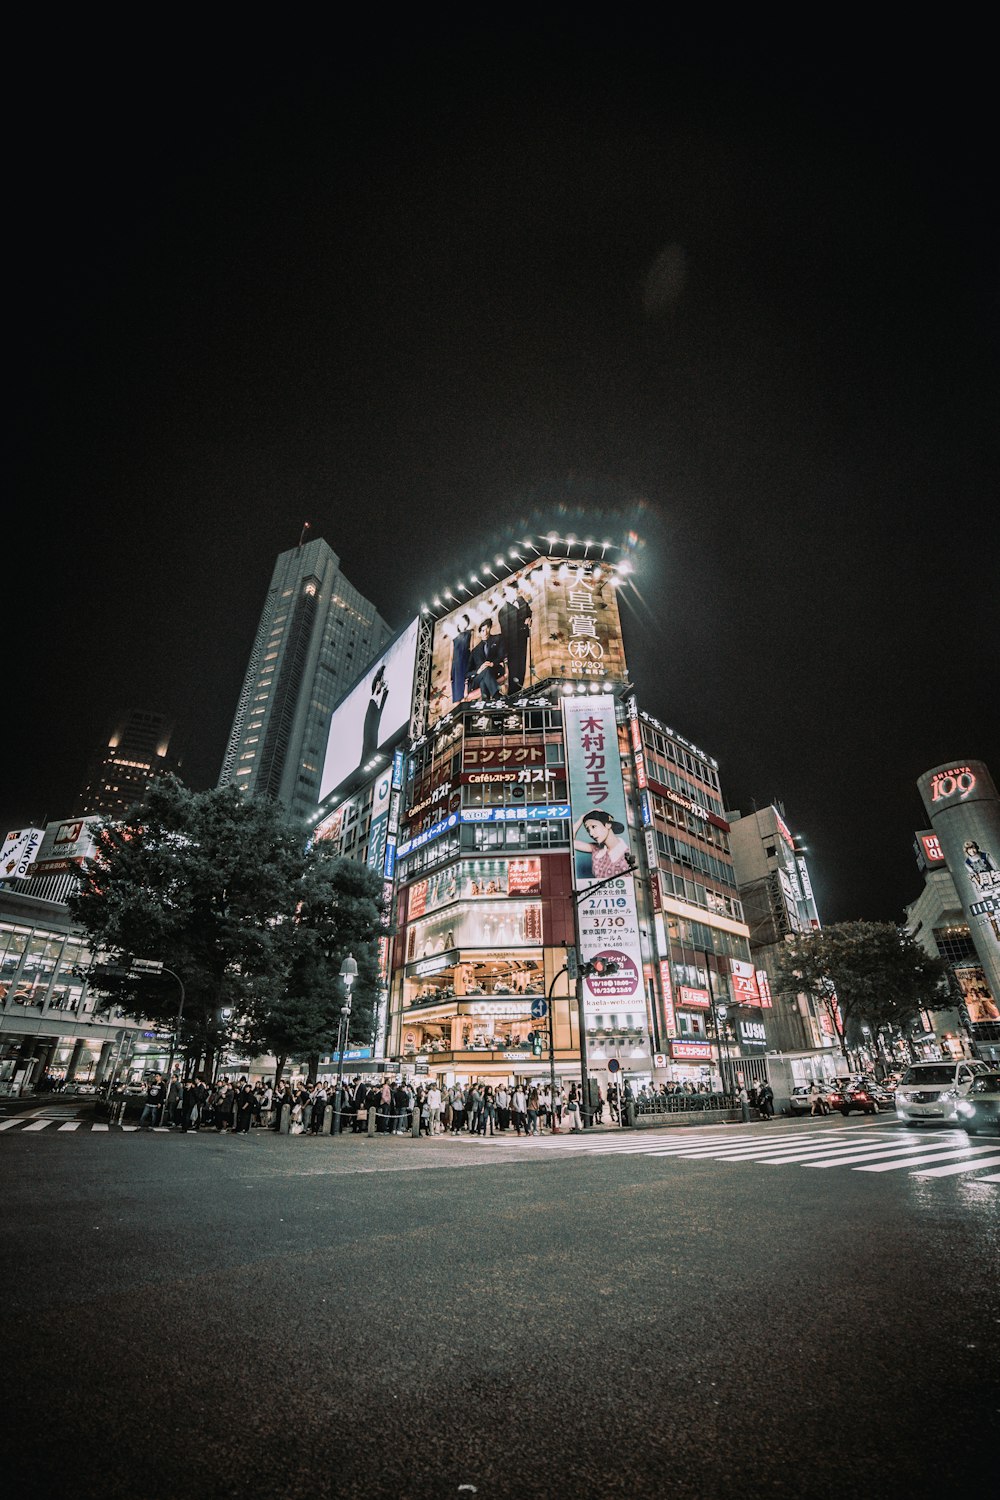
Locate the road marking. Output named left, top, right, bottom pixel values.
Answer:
left=911, top=1154, right=1000, bottom=1177
left=58, top=1122, right=82, bottom=1132
left=977, top=1172, right=1000, bottom=1181
left=22, top=1120, right=52, bottom=1131
left=856, top=1145, right=1000, bottom=1172
left=92, top=1124, right=109, bottom=1131
left=0, top=1119, right=21, bottom=1131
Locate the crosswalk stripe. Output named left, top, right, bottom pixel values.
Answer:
left=802, top=1143, right=959, bottom=1167
left=92, top=1124, right=109, bottom=1131
left=911, top=1154, right=1000, bottom=1177
left=977, top=1172, right=1000, bottom=1181
left=57, top=1121, right=82, bottom=1131
left=0, top=1119, right=20, bottom=1131
left=856, top=1145, right=1000, bottom=1172
left=22, top=1120, right=51, bottom=1131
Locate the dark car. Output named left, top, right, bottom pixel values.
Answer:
left=838, top=1081, right=883, bottom=1116
left=956, top=1071, right=1000, bottom=1135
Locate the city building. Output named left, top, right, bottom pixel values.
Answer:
left=218, top=535, right=392, bottom=822
left=76, top=708, right=181, bottom=819
left=0, top=882, right=155, bottom=1096
left=310, top=537, right=778, bottom=1103
left=906, top=762, right=1000, bottom=1064
left=726, top=805, right=839, bottom=1078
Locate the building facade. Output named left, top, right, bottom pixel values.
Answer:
left=310, top=540, right=783, bottom=1100
left=218, top=536, right=392, bottom=822
left=726, top=804, right=838, bottom=1069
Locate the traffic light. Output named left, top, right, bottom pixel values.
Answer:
left=529, top=1030, right=543, bottom=1057
left=581, top=956, right=620, bottom=978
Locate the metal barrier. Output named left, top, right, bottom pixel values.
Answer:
left=633, top=1092, right=738, bottom=1117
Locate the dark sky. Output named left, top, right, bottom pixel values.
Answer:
left=7, top=23, right=998, bottom=925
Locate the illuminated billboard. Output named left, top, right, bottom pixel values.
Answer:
left=427, top=557, right=627, bottom=729
left=407, top=858, right=541, bottom=919
left=31, top=818, right=100, bottom=876
left=319, top=618, right=420, bottom=803
left=563, top=692, right=646, bottom=1021
left=405, top=900, right=543, bottom=962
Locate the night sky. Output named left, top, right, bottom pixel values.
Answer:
left=8, top=24, right=998, bottom=925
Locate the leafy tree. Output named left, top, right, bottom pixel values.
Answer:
left=774, top=921, right=948, bottom=1066
left=69, top=777, right=305, bottom=1075
left=250, top=848, right=386, bottom=1083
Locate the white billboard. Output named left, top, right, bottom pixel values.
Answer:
left=1, top=827, right=45, bottom=880
left=31, top=817, right=100, bottom=876
left=319, top=619, right=420, bottom=803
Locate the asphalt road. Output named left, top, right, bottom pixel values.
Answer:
left=2, top=1115, right=997, bottom=1500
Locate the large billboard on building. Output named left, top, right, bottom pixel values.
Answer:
left=30, top=818, right=100, bottom=876
left=1, top=827, right=45, bottom=880
left=918, top=759, right=1000, bottom=1010
left=427, top=557, right=627, bottom=729
left=319, top=618, right=420, bottom=803
left=563, top=693, right=646, bottom=1021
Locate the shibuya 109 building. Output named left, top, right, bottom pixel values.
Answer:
left=311, top=536, right=769, bottom=1094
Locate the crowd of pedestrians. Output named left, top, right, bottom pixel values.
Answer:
left=132, top=1073, right=610, bottom=1136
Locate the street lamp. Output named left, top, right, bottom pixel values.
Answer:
left=333, top=954, right=358, bottom=1135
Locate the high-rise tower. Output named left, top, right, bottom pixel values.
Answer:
left=218, top=536, right=391, bottom=822
left=77, top=709, right=181, bottom=819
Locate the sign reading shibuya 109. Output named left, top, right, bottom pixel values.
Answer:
left=427, top=557, right=627, bottom=729
left=563, top=693, right=645, bottom=1019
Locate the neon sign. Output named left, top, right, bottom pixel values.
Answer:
left=930, top=767, right=977, bottom=803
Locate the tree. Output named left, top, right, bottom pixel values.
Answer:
left=774, top=921, right=949, bottom=1067
left=250, top=848, right=386, bottom=1083
left=69, top=777, right=305, bottom=1075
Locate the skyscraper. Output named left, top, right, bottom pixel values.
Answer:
left=77, top=709, right=181, bottom=818
left=218, top=536, right=392, bottom=822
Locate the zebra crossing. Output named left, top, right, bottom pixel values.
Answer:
left=455, top=1120, right=1000, bottom=1183
left=3, top=1112, right=999, bottom=1182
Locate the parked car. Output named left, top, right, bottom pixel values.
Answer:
left=956, top=1071, right=1000, bottom=1135
left=894, top=1059, right=992, bottom=1125
left=788, top=1083, right=835, bottom=1116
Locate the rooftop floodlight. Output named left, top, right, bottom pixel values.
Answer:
left=445, top=590, right=455, bottom=600
left=433, top=597, right=443, bottom=608
left=615, top=558, right=633, bottom=576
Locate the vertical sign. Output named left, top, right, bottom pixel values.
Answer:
left=563, top=694, right=645, bottom=1019
left=918, top=759, right=1000, bottom=1010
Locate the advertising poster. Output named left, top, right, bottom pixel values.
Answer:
left=730, top=958, right=762, bottom=1006
left=563, top=692, right=646, bottom=1018
left=407, top=858, right=542, bottom=922
left=406, top=901, right=543, bottom=961
left=319, top=618, right=420, bottom=802
left=953, top=963, right=1000, bottom=1024
left=427, top=557, right=627, bottom=728
left=1, top=827, right=45, bottom=880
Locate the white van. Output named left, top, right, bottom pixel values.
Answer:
left=894, top=1059, right=991, bottom=1125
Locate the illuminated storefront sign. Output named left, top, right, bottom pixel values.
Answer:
left=406, top=900, right=543, bottom=961
left=660, top=960, right=676, bottom=1036
left=461, top=804, right=570, bottom=824
left=366, top=772, right=392, bottom=877
left=928, top=766, right=977, bottom=803
left=773, top=808, right=796, bottom=850
left=918, top=758, right=1000, bottom=1006
left=30, top=817, right=99, bottom=876
left=427, top=556, right=627, bottom=729
left=463, top=744, right=546, bottom=768
left=755, top=970, right=773, bottom=1008
left=918, top=831, right=946, bottom=866
left=669, top=1040, right=713, bottom=1061
left=396, top=812, right=459, bottom=860
left=738, top=1019, right=767, bottom=1050
left=462, top=767, right=556, bottom=785
left=408, top=858, right=541, bottom=918
left=730, top=958, right=762, bottom=1006
left=678, top=986, right=710, bottom=1009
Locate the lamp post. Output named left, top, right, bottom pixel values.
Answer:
left=334, top=954, right=358, bottom=1135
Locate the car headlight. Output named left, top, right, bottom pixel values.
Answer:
left=939, top=1088, right=958, bottom=1100
left=896, top=1092, right=910, bottom=1103
left=957, top=1101, right=975, bottom=1117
